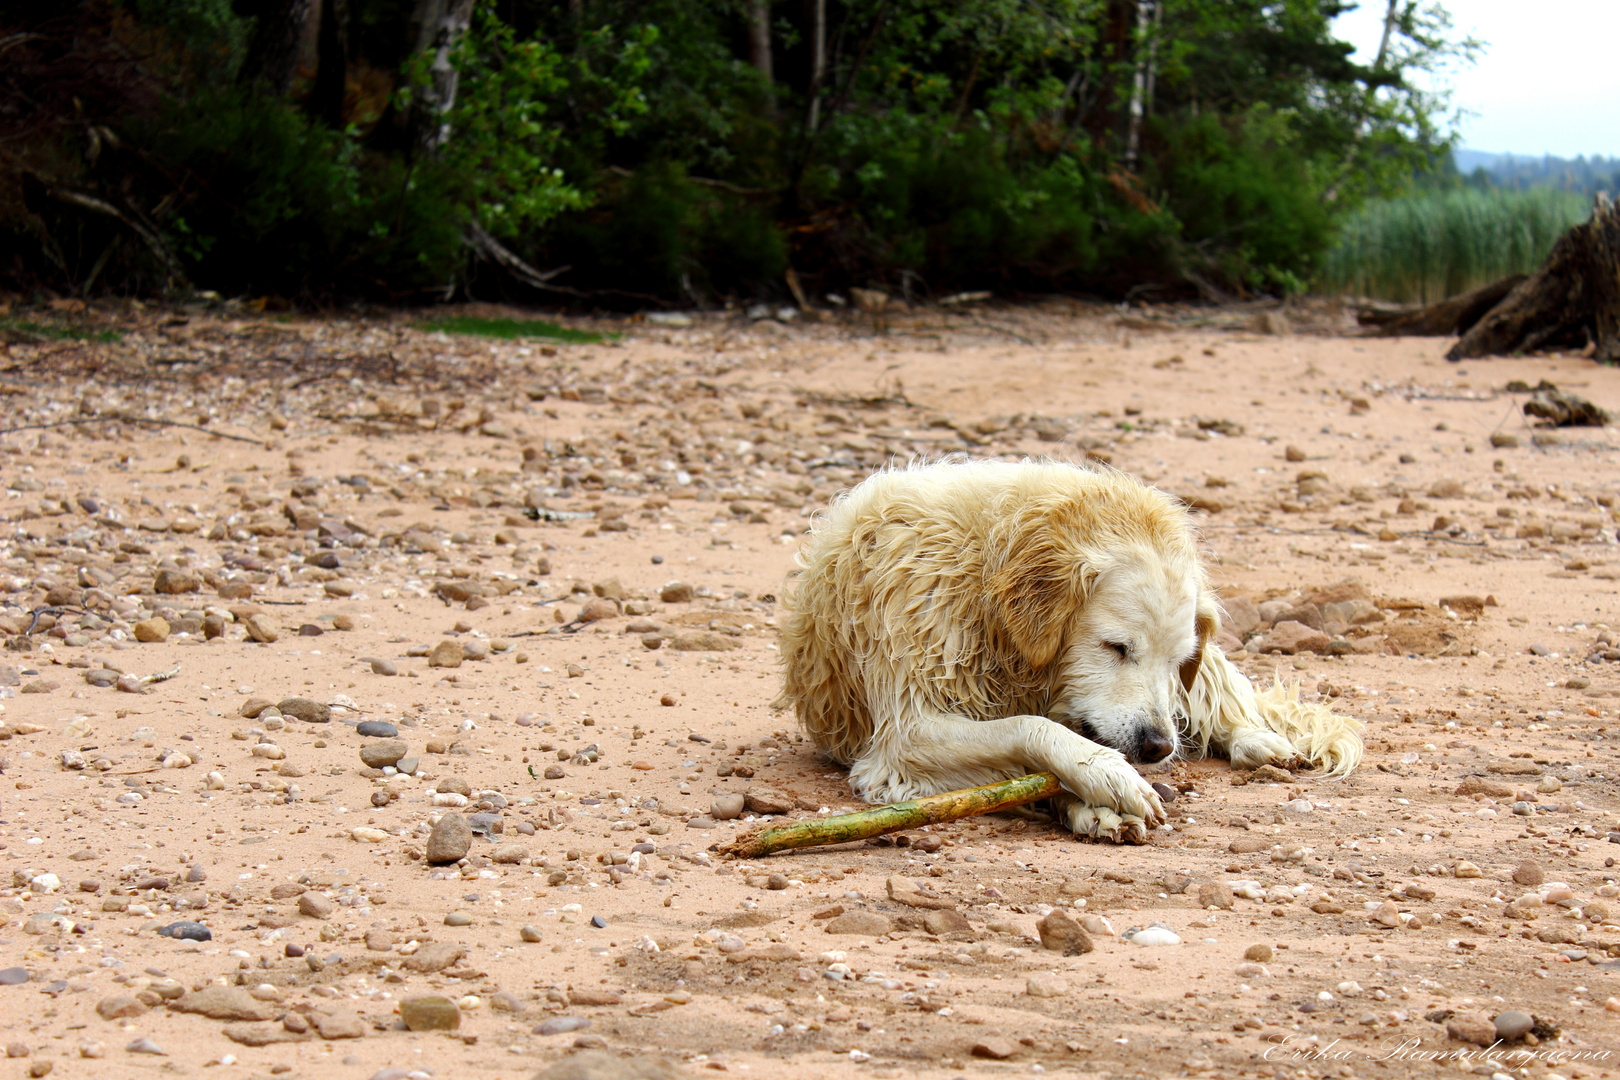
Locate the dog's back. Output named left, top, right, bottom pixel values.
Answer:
left=778, top=459, right=1190, bottom=763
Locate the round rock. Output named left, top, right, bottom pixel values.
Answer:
left=155, top=921, right=212, bottom=941
left=359, top=739, right=408, bottom=769
left=370, top=658, right=398, bottom=676
left=711, top=794, right=745, bottom=820
left=1495, top=1010, right=1535, bottom=1041
left=356, top=721, right=399, bottom=738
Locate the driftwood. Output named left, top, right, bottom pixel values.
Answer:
left=1448, top=193, right=1620, bottom=362
left=718, top=772, right=1063, bottom=859
left=1356, top=274, right=1524, bottom=337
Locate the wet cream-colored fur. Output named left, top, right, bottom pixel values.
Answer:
left=778, top=459, right=1362, bottom=843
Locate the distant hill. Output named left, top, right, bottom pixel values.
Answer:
left=1453, top=149, right=1619, bottom=194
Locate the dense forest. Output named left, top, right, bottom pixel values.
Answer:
left=2, top=0, right=1475, bottom=307
left=1454, top=151, right=1620, bottom=196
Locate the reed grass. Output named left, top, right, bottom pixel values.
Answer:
left=1317, top=188, right=1590, bottom=303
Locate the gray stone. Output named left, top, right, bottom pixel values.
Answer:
left=359, top=739, right=408, bottom=768
left=0, top=968, right=28, bottom=986
left=155, top=921, right=211, bottom=941
left=370, top=659, right=398, bottom=676
left=426, top=814, right=472, bottom=863
left=1495, top=1010, right=1535, bottom=1041
left=710, top=794, right=745, bottom=820
left=356, top=720, right=398, bottom=737
left=534, top=1016, right=591, bottom=1037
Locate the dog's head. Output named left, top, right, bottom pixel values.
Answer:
left=989, top=486, right=1216, bottom=764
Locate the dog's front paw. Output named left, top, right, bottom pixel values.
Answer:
left=1058, top=748, right=1165, bottom=827
left=1062, top=802, right=1149, bottom=844
left=1229, top=728, right=1305, bottom=772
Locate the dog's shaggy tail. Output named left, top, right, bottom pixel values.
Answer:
left=1178, top=647, right=1363, bottom=778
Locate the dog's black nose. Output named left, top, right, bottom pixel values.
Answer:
left=1139, top=732, right=1174, bottom=763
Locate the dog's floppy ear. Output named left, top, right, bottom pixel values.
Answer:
left=989, top=517, right=1094, bottom=670
left=1179, top=594, right=1222, bottom=692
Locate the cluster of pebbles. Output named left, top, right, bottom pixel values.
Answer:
left=0, top=303, right=1617, bottom=1078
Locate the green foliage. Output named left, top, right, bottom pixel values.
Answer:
left=0, top=318, right=122, bottom=343
left=412, top=315, right=606, bottom=342
left=1317, top=187, right=1589, bottom=303
left=5, top=0, right=1484, bottom=302
left=138, top=92, right=466, bottom=298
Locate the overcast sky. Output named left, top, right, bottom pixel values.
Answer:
left=1330, top=1, right=1620, bottom=159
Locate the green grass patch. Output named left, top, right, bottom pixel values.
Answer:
left=0, top=318, right=123, bottom=343
left=414, top=315, right=607, bottom=343
left=1318, top=188, right=1589, bottom=303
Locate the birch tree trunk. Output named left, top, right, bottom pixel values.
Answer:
left=417, top=0, right=477, bottom=155
left=806, top=0, right=826, bottom=130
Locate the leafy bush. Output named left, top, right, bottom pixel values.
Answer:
left=138, top=92, right=466, bottom=299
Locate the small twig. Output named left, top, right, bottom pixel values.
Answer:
left=718, top=772, right=1062, bottom=858
left=0, top=416, right=263, bottom=444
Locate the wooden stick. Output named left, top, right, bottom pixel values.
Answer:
left=718, top=771, right=1062, bottom=859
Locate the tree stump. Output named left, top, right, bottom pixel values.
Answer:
left=1357, top=274, right=1524, bottom=337
left=1447, top=193, right=1620, bottom=362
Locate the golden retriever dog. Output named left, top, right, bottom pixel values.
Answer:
left=778, top=458, right=1362, bottom=843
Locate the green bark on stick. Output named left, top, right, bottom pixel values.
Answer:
left=719, top=771, right=1063, bottom=859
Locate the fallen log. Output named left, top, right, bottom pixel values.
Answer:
left=1356, top=274, right=1524, bottom=337
left=718, top=772, right=1063, bottom=859
left=1448, top=193, right=1620, bottom=362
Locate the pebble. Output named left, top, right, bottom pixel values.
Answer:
left=0, top=968, right=29, bottom=986
left=1494, top=1010, right=1534, bottom=1041
left=1036, top=910, right=1094, bottom=955
left=357, top=720, right=399, bottom=737
left=972, top=1038, right=1019, bottom=1060
left=520, top=925, right=543, bottom=943
left=243, top=614, right=278, bottom=643
left=534, top=1016, right=591, bottom=1036
left=1512, top=860, right=1544, bottom=886
left=711, top=794, right=745, bottom=820
left=425, top=813, right=472, bottom=864
left=1026, top=973, right=1068, bottom=998
left=155, top=921, right=211, bottom=941
left=1124, top=925, right=1181, bottom=946
left=1244, top=943, right=1273, bottom=962
left=428, top=641, right=463, bottom=668
left=359, top=739, right=408, bottom=768
left=133, top=618, right=169, bottom=643
left=370, top=659, right=398, bottom=676
left=298, top=892, right=335, bottom=919
left=444, top=912, right=472, bottom=927
left=125, top=1038, right=166, bottom=1055
left=399, top=996, right=461, bottom=1032
left=277, top=696, right=330, bottom=723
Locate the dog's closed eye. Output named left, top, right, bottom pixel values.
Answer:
left=1103, top=641, right=1131, bottom=661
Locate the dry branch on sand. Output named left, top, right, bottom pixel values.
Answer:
left=719, top=773, right=1063, bottom=858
